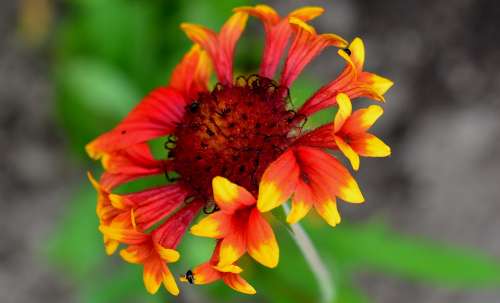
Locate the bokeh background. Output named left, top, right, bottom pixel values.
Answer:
left=1, top=0, right=500, bottom=302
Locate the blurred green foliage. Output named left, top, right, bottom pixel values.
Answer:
left=48, top=0, right=500, bottom=302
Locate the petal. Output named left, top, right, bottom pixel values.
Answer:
left=100, top=143, right=163, bottom=175
left=313, top=191, right=341, bottom=227
left=143, top=258, right=163, bottom=294
left=257, top=149, right=300, bottom=212
left=350, top=133, right=391, bottom=157
left=287, top=179, right=314, bottom=224
left=348, top=37, right=365, bottom=72
left=181, top=12, right=248, bottom=84
left=288, top=6, right=324, bottom=21
left=120, top=244, right=151, bottom=264
left=293, top=124, right=337, bottom=149
left=343, top=105, right=384, bottom=135
left=181, top=262, right=221, bottom=285
left=212, top=176, right=255, bottom=214
left=236, top=5, right=323, bottom=79
left=246, top=208, right=279, bottom=268
left=333, top=93, right=352, bottom=133
left=358, top=72, right=394, bottom=98
left=334, top=136, right=360, bottom=171
left=114, top=184, right=190, bottom=231
left=154, top=244, right=180, bottom=263
left=280, top=17, right=347, bottom=87
left=104, top=237, right=119, bottom=255
left=295, top=146, right=364, bottom=203
left=217, top=232, right=246, bottom=269
left=170, top=44, right=212, bottom=100
left=85, top=87, right=186, bottom=159
left=162, top=265, right=180, bottom=296
left=222, top=273, right=256, bottom=295
left=153, top=200, right=204, bottom=249
left=190, top=211, right=230, bottom=238
left=99, top=225, right=148, bottom=245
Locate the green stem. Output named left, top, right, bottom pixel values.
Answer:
left=282, top=204, right=336, bottom=303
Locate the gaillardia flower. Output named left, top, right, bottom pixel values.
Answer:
left=86, top=4, right=393, bottom=296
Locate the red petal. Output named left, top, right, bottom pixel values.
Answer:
left=86, top=87, right=186, bottom=159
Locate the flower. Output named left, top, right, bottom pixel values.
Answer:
left=190, top=176, right=279, bottom=269
left=86, top=3, right=392, bottom=296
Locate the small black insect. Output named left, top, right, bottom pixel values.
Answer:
left=185, top=269, right=195, bottom=284
left=343, top=47, right=351, bottom=56
left=188, top=101, right=200, bottom=113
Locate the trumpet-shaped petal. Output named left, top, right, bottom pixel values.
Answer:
left=235, top=5, right=324, bottom=78
left=298, top=37, right=393, bottom=117
left=280, top=17, right=347, bottom=87
left=86, top=87, right=186, bottom=159
left=181, top=12, right=248, bottom=84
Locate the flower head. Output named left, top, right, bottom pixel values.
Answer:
left=86, top=3, right=392, bottom=297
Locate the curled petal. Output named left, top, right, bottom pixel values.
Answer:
left=155, top=244, right=180, bottom=263
left=86, top=88, right=186, bottom=159
left=170, top=44, right=212, bottom=100
left=257, top=149, right=299, bottom=212
left=120, top=244, right=151, bottom=264
left=143, top=258, right=179, bottom=296
left=333, top=93, right=352, bottom=133
left=280, top=17, right=347, bottom=87
left=181, top=262, right=221, bottom=285
left=288, top=6, right=324, bottom=21
left=246, top=208, right=279, bottom=268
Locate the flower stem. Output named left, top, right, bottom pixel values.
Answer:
left=282, top=204, right=336, bottom=303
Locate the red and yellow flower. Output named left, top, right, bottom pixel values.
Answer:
left=86, top=3, right=393, bottom=296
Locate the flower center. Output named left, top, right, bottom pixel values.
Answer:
left=170, top=75, right=303, bottom=201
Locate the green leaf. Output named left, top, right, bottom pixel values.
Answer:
left=44, top=185, right=104, bottom=280
left=54, top=58, right=140, bottom=156
left=312, top=221, right=500, bottom=287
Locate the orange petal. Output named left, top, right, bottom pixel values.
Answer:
left=190, top=211, right=230, bottom=238
left=335, top=136, right=360, bottom=171
left=350, top=133, right=391, bottom=157
left=287, top=179, right=314, bottom=224
left=257, top=149, right=299, bottom=212
left=170, top=44, right=212, bottom=100
left=222, top=273, right=256, bottom=295
left=120, top=244, right=151, bottom=264
left=212, top=176, right=255, bottom=213
left=246, top=208, right=279, bottom=268
left=217, top=11, right=248, bottom=83
left=295, top=146, right=364, bottom=203
left=343, top=105, right=384, bottom=135
left=312, top=189, right=341, bottom=227
left=180, top=23, right=218, bottom=60
left=333, top=93, right=352, bottom=133
left=180, top=262, right=221, bottom=285
left=143, top=258, right=163, bottom=294
left=85, top=88, right=185, bottom=159
left=217, top=232, right=246, bottom=269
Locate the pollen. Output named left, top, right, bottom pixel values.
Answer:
left=171, top=75, right=302, bottom=200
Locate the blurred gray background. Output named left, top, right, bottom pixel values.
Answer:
left=1, top=0, right=499, bottom=302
